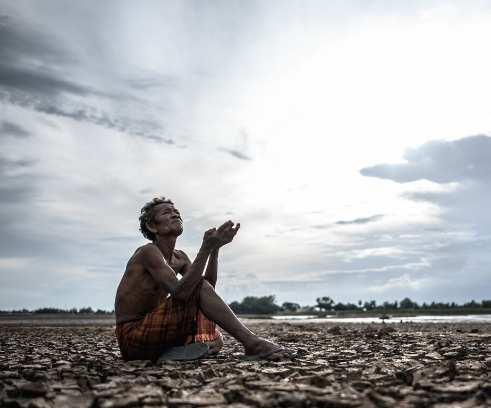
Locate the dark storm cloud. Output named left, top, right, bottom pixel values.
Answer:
left=0, top=13, right=175, bottom=144
left=360, top=135, right=491, bottom=184
left=0, top=15, right=68, bottom=63
left=0, top=64, right=89, bottom=97
left=336, top=214, right=384, bottom=225
left=222, top=149, right=252, bottom=161
left=0, top=121, right=31, bottom=138
left=0, top=14, right=87, bottom=97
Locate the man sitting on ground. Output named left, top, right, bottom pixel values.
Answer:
left=115, top=197, right=295, bottom=361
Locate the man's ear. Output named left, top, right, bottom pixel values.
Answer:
left=146, top=221, right=158, bottom=234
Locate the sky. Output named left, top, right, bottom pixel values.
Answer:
left=1, top=0, right=491, bottom=310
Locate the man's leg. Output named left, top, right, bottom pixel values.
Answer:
left=198, top=280, right=294, bottom=360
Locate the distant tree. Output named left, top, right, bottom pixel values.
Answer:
left=363, top=300, right=377, bottom=310
left=229, top=295, right=280, bottom=314
left=482, top=300, right=491, bottom=308
left=333, top=302, right=359, bottom=311
left=34, top=307, right=64, bottom=314
left=463, top=300, right=480, bottom=309
left=400, top=298, right=415, bottom=309
left=78, top=307, right=94, bottom=314
left=316, top=297, right=335, bottom=310
left=382, top=301, right=398, bottom=310
left=69, top=307, right=78, bottom=314
left=358, top=300, right=362, bottom=307
left=281, top=302, right=300, bottom=312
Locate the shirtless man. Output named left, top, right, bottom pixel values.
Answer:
left=115, top=197, right=295, bottom=361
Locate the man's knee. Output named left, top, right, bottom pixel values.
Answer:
left=201, top=278, right=214, bottom=292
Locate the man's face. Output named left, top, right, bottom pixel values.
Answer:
left=150, top=203, right=183, bottom=237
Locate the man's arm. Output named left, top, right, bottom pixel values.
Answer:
left=204, top=221, right=240, bottom=288
left=141, top=221, right=238, bottom=301
left=204, top=248, right=219, bottom=288
left=139, top=243, right=211, bottom=302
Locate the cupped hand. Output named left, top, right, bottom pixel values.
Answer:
left=203, top=221, right=240, bottom=249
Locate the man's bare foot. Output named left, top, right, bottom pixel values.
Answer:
left=205, top=335, right=223, bottom=355
left=244, top=337, right=295, bottom=361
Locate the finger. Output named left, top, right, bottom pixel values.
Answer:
left=205, top=227, right=216, bottom=236
left=219, top=221, right=234, bottom=236
left=216, top=220, right=232, bottom=233
left=229, top=223, right=240, bottom=237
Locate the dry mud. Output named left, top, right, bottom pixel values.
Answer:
left=1, top=322, right=491, bottom=407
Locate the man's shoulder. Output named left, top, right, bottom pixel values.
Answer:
left=129, top=244, right=160, bottom=262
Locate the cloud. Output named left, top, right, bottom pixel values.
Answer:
left=0, top=12, right=175, bottom=144
left=0, top=121, right=31, bottom=137
left=0, top=15, right=87, bottom=97
left=359, top=134, right=491, bottom=229
left=321, top=262, right=431, bottom=276
left=336, top=214, right=383, bottom=225
left=360, top=135, right=491, bottom=184
left=368, top=273, right=432, bottom=292
left=221, top=149, right=252, bottom=161
left=357, top=134, right=491, bottom=303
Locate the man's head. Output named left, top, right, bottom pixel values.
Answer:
left=139, top=197, right=182, bottom=241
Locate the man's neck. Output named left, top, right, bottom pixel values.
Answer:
left=153, top=235, right=177, bottom=261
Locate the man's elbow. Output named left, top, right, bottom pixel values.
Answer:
left=171, top=286, right=191, bottom=303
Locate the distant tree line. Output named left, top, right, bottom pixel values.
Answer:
left=2, top=297, right=491, bottom=316
left=0, top=307, right=114, bottom=315
left=228, top=295, right=491, bottom=315
left=315, top=297, right=491, bottom=311
left=229, top=296, right=281, bottom=314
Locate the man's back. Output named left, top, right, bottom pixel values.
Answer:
left=115, top=245, right=169, bottom=325
left=115, top=244, right=190, bottom=325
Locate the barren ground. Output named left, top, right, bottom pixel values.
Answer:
left=1, top=322, right=491, bottom=407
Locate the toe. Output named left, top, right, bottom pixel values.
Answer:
left=266, top=352, right=284, bottom=361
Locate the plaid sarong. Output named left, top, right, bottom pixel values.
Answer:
left=185, top=310, right=221, bottom=345
left=115, top=277, right=220, bottom=361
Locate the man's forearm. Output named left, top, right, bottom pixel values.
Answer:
left=174, top=244, right=212, bottom=301
left=204, top=248, right=219, bottom=288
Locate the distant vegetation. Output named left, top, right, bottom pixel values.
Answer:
left=228, top=295, right=281, bottom=315
left=228, top=296, right=491, bottom=315
left=314, top=297, right=491, bottom=312
left=0, top=307, right=114, bottom=315
left=1, top=297, right=490, bottom=316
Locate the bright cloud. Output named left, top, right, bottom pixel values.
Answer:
left=368, top=274, right=433, bottom=292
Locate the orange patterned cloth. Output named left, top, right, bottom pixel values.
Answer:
left=115, top=277, right=219, bottom=361
left=185, top=310, right=221, bottom=345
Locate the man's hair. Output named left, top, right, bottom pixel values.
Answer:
left=139, top=197, right=174, bottom=241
